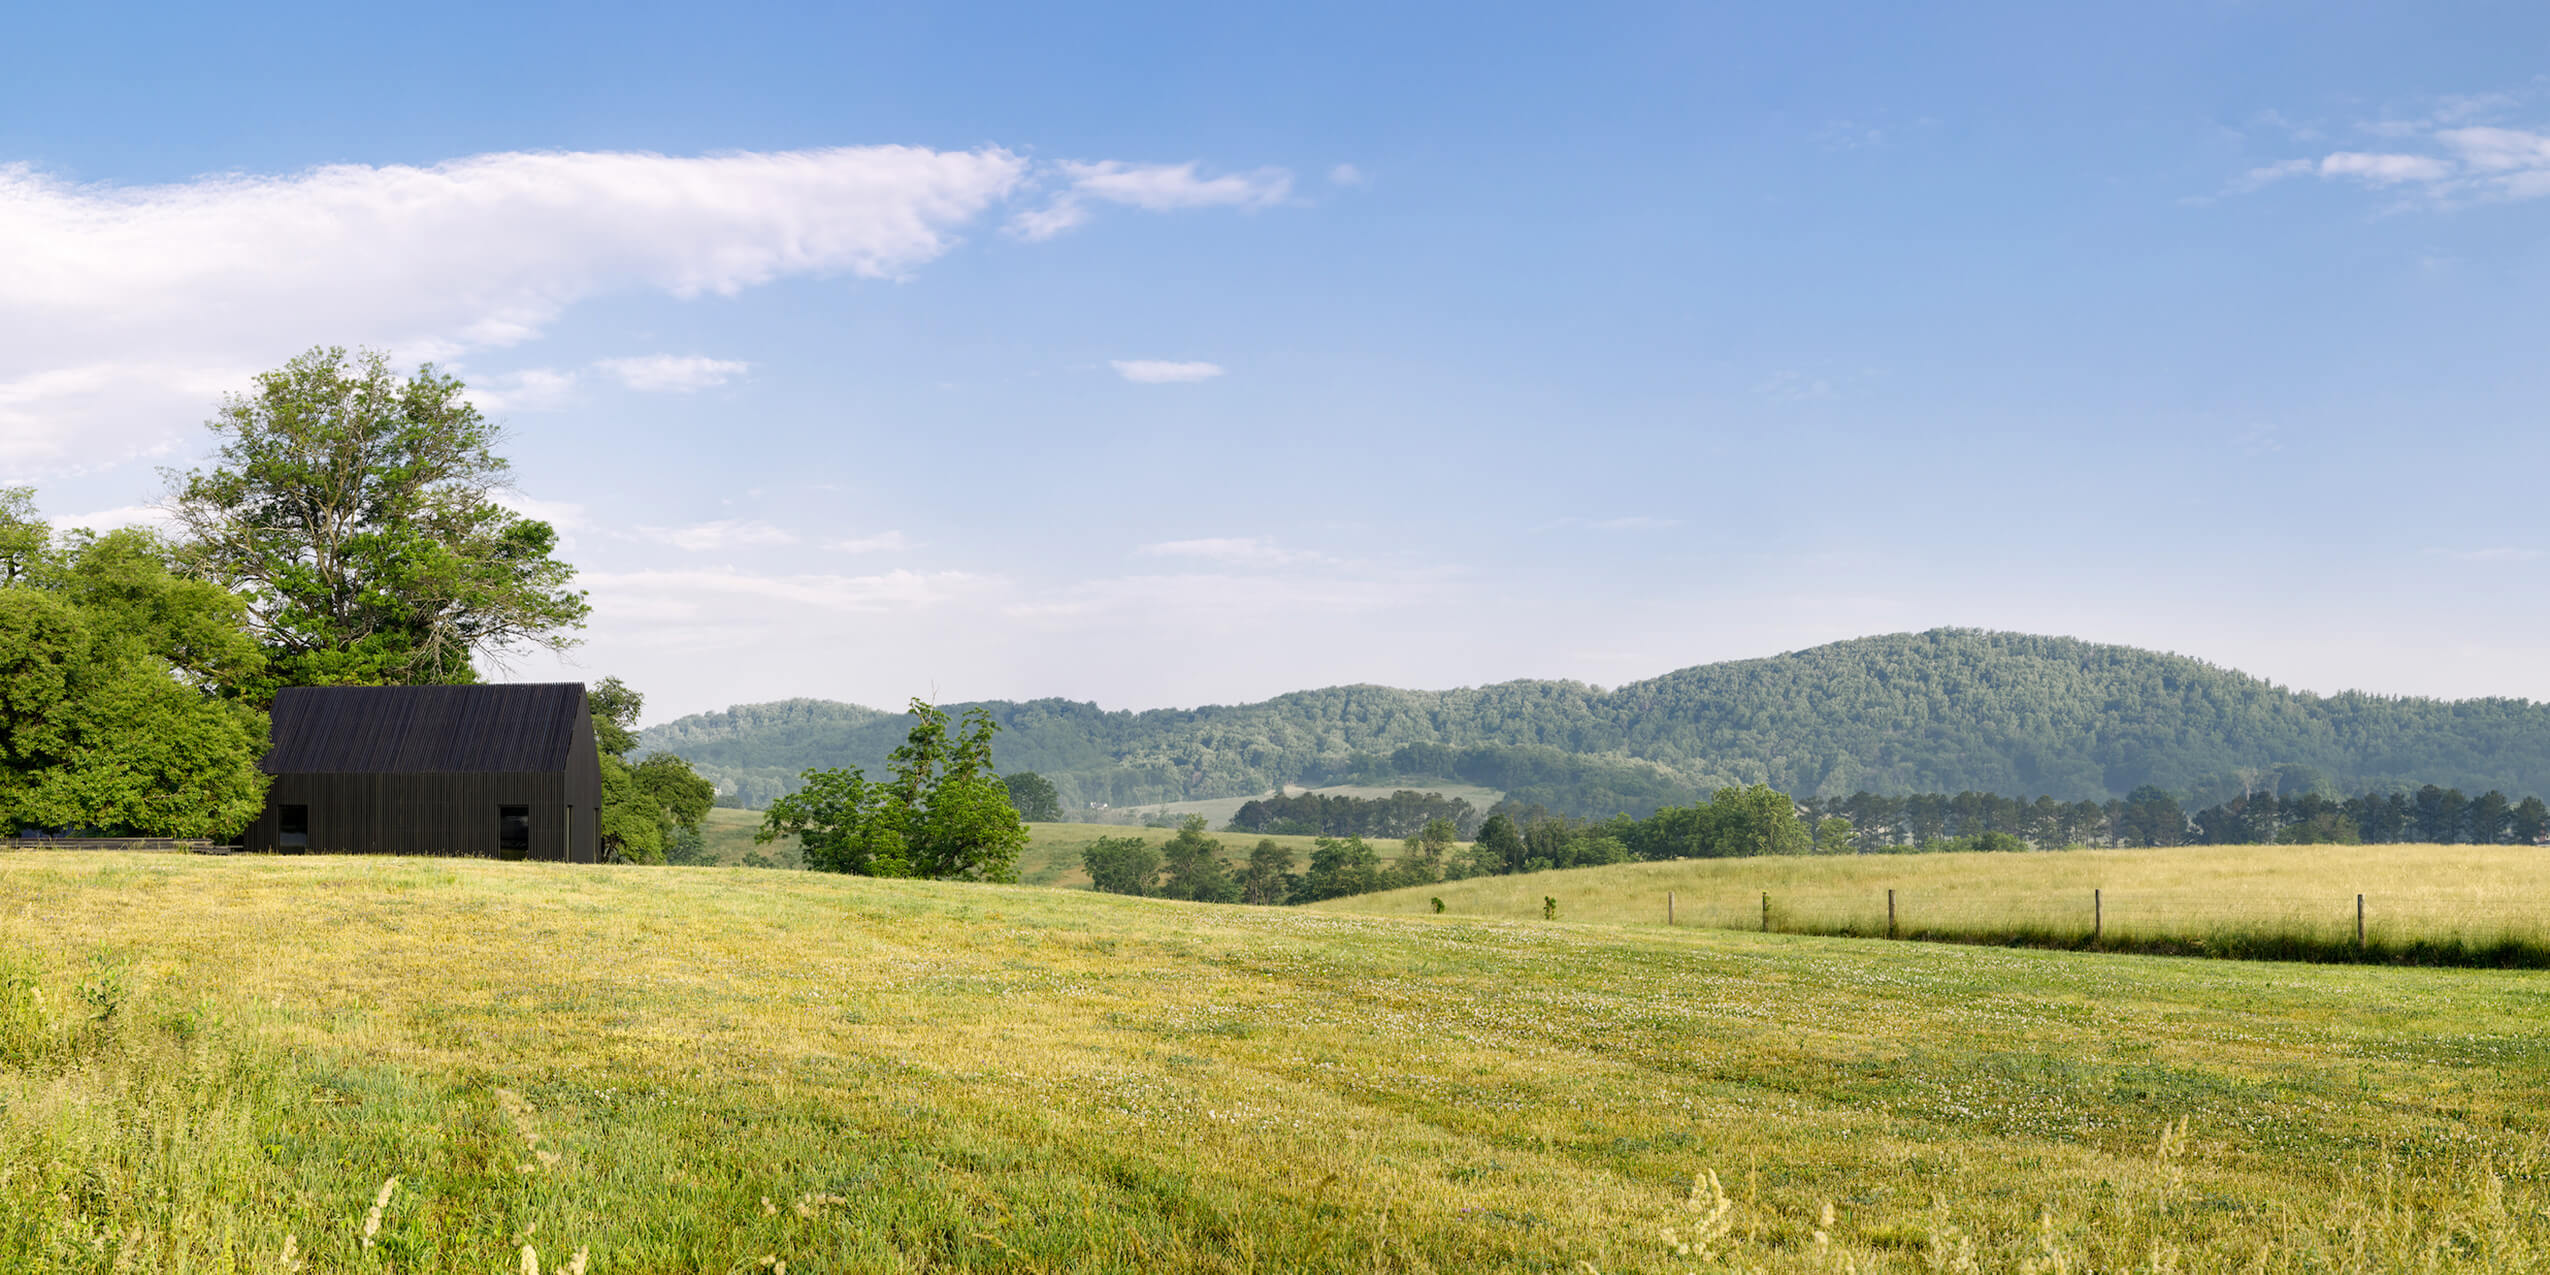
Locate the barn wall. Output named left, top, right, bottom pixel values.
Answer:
left=242, top=771, right=576, bottom=859
left=565, top=705, right=602, bottom=864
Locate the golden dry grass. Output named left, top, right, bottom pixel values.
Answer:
left=1327, top=842, right=2550, bottom=961
left=4, top=852, right=2549, bottom=1271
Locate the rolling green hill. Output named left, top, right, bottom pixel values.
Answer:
left=644, top=629, right=2550, bottom=814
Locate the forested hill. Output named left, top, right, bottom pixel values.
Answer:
left=641, top=629, right=2550, bottom=815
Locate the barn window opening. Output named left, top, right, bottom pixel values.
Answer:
left=499, top=805, right=531, bottom=858
left=279, top=805, right=309, bottom=850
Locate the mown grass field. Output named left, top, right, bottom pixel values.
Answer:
left=1325, top=842, right=2550, bottom=965
left=6, top=853, right=2550, bottom=1271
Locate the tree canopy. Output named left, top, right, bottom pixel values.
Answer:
left=587, top=676, right=714, bottom=865
left=0, top=497, right=268, bottom=837
left=165, top=346, right=588, bottom=693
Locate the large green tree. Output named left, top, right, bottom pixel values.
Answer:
left=164, top=346, right=588, bottom=693
left=758, top=701, right=1025, bottom=881
left=0, top=498, right=268, bottom=837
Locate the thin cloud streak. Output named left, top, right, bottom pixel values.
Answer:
left=1010, top=161, right=1292, bottom=240
left=1112, top=359, right=1224, bottom=384
left=634, top=519, right=800, bottom=551
left=595, top=355, right=750, bottom=393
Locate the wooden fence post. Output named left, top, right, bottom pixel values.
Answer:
left=1761, top=891, right=1770, bottom=933
left=1887, top=888, right=1896, bottom=940
left=1667, top=891, right=1675, bottom=926
left=2093, top=888, right=2102, bottom=945
left=2357, top=893, right=2365, bottom=952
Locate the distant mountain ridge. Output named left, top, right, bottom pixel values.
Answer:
left=641, top=629, right=2550, bottom=814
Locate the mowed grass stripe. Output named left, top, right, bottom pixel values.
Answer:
left=1, top=854, right=2545, bottom=1271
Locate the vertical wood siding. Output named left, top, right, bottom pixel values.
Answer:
left=245, top=684, right=605, bottom=862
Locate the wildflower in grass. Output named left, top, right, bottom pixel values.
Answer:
left=564, top=1247, right=589, bottom=1275
left=497, top=1087, right=562, bottom=1168
left=2153, top=1116, right=2190, bottom=1212
left=362, top=1175, right=399, bottom=1248
left=1659, top=1169, right=1736, bottom=1262
left=520, top=1244, right=540, bottom=1275
left=793, top=1192, right=847, bottom=1218
left=277, top=1233, right=303, bottom=1271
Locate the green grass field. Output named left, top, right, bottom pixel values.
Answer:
left=6, top=852, right=2549, bottom=1271
left=1325, top=842, right=2550, bottom=965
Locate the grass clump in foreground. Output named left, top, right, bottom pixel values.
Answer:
left=1331, top=842, right=2550, bottom=968
left=3, top=855, right=2548, bottom=1271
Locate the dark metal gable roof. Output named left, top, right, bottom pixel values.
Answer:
left=262, top=684, right=590, bottom=774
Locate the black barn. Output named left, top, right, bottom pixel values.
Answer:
left=242, top=683, right=603, bottom=861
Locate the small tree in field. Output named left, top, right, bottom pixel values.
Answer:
left=758, top=700, right=1025, bottom=881
left=1241, top=838, right=1294, bottom=905
left=1083, top=835, right=1161, bottom=896
left=1158, top=816, right=1240, bottom=902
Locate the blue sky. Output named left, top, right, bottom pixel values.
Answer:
left=7, top=2, right=2549, bottom=719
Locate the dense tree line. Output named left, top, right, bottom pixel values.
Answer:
left=1804, top=785, right=2550, bottom=850
left=1090, top=773, right=2550, bottom=907
left=1089, top=783, right=1831, bottom=905
left=1227, top=788, right=1482, bottom=838
left=646, top=629, right=2550, bottom=818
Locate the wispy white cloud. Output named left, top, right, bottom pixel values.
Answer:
left=1010, top=161, right=1292, bottom=240
left=824, top=530, right=911, bottom=553
left=1328, top=163, right=1366, bottom=187
left=1137, top=536, right=1322, bottom=566
left=1545, top=515, right=1682, bottom=533
left=2224, top=90, right=2550, bottom=205
left=465, top=367, right=581, bottom=414
left=1111, top=359, right=1225, bottom=384
left=583, top=566, right=994, bottom=620
left=594, top=354, right=750, bottom=393
left=0, top=143, right=1272, bottom=473
left=47, top=503, right=170, bottom=534
left=2316, top=151, right=2455, bottom=184
left=488, top=489, right=591, bottom=533
left=634, top=518, right=799, bottom=551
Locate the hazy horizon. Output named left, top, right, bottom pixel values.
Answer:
left=631, top=625, right=2534, bottom=728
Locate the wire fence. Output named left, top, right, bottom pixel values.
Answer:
left=1660, top=887, right=2550, bottom=967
